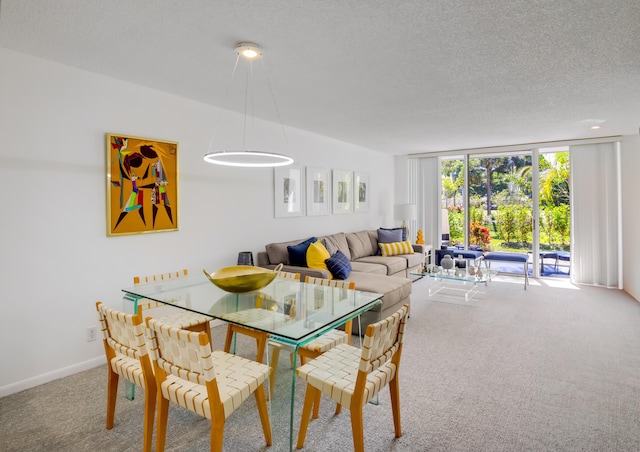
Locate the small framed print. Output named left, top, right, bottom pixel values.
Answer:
left=306, top=166, right=331, bottom=216
left=354, top=172, right=370, bottom=213
left=274, top=165, right=305, bottom=218
left=332, top=169, right=353, bottom=214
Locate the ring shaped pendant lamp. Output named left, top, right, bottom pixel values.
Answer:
left=203, top=42, right=293, bottom=168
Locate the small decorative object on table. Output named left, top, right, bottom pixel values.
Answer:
left=441, top=254, right=454, bottom=272
left=203, top=263, right=283, bottom=293
left=416, top=229, right=425, bottom=244
left=237, top=251, right=254, bottom=266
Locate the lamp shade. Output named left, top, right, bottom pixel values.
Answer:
left=394, top=204, right=417, bottom=221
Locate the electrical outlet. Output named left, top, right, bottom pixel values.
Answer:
left=87, top=326, right=98, bottom=342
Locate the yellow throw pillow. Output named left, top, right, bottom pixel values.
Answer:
left=306, top=241, right=333, bottom=278
left=379, top=240, right=414, bottom=257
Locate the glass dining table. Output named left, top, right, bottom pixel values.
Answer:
left=121, top=272, right=383, bottom=451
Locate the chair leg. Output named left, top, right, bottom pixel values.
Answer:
left=254, top=384, right=273, bottom=446
left=223, top=324, right=234, bottom=353
left=335, top=402, right=342, bottom=415
left=106, top=367, right=119, bottom=429
left=312, top=389, right=322, bottom=420
left=269, top=346, right=281, bottom=400
left=210, top=415, right=225, bottom=452
left=389, top=375, right=403, bottom=438
left=142, top=388, right=156, bottom=452
left=156, top=394, right=170, bottom=452
left=350, top=406, right=365, bottom=452
left=255, top=335, right=267, bottom=363
left=296, top=385, right=318, bottom=449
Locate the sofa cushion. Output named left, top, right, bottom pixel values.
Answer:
left=287, top=237, right=317, bottom=267
left=401, top=252, right=424, bottom=268
left=344, top=272, right=412, bottom=312
left=379, top=240, right=414, bottom=256
left=320, top=233, right=352, bottom=261
left=355, top=255, right=407, bottom=276
left=350, top=261, right=388, bottom=275
left=325, top=250, right=352, bottom=279
left=306, top=241, right=331, bottom=275
left=321, top=238, right=336, bottom=256
left=346, top=230, right=378, bottom=260
left=265, top=239, right=299, bottom=265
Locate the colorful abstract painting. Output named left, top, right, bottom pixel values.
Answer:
left=106, top=133, right=179, bottom=236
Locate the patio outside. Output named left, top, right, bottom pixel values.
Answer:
left=441, top=151, right=570, bottom=277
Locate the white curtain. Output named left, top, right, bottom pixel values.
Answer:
left=570, top=142, right=622, bottom=288
left=409, top=157, right=440, bottom=249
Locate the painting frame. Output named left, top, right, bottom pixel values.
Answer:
left=274, top=165, right=305, bottom=218
left=332, top=169, right=353, bottom=214
left=354, top=171, right=370, bottom=213
left=306, top=166, right=331, bottom=216
left=106, top=133, right=179, bottom=236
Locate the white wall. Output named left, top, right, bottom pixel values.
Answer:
left=0, top=48, right=397, bottom=395
left=621, top=134, right=640, bottom=301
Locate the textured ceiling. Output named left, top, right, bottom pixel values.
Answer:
left=1, top=0, right=639, bottom=154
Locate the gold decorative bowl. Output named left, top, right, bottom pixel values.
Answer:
left=202, top=264, right=283, bottom=293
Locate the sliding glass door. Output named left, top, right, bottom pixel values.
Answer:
left=440, top=148, right=571, bottom=279
left=538, top=147, right=571, bottom=276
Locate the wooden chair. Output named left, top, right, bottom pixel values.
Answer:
left=95, top=302, right=156, bottom=452
left=145, top=318, right=272, bottom=452
left=223, top=271, right=300, bottom=398
left=296, top=276, right=356, bottom=418
left=133, top=269, right=213, bottom=344
left=296, top=304, right=410, bottom=452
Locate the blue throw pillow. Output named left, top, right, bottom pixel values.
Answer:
left=325, top=250, right=352, bottom=279
left=287, top=237, right=317, bottom=267
left=378, top=228, right=404, bottom=243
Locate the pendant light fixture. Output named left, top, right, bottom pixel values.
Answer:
left=203, top=42, right=293, bottom=168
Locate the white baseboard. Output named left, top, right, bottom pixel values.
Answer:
left=2, top=322, right=226, bottom=398
left=0, top=355, right=106, bottom=398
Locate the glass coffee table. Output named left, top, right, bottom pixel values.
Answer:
left=412, top=267, right=499, bottom=302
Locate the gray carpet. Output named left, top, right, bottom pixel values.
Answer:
left=2, top=276, right=640, bottom=451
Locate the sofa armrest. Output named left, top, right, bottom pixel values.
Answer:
left=257, top=251, right=270, bottom=267
left=412, top=244, right=425, bottom=254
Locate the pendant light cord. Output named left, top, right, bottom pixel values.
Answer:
left=260, top=57, right=290, bottom=148
left=207, top=54, right=241, bottom=153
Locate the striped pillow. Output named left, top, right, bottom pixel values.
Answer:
left=325, top=250, right=351, bottom=279
left=379, top=240, right=414, bottom=256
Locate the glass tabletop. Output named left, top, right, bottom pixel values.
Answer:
left=411, top=268, right=499, bottom=283
left=122, top=273, right=383, bottom=345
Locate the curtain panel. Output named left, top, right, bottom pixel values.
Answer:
left=570, top=142, right=622, bottom=289
left=409, top=157, right=440, bottom=250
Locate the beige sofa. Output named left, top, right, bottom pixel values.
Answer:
left=257, top=230, right=423, bottom=333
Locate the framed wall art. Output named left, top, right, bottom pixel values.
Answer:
left=306, top=166, right=331, bottom=216
left=354, top=171, right=370, bottom=213
left=332, top=169, right=353, bottom=214
left=274, top=165, right=304, bottom=218
left=106, top=133, right=179, bottom=236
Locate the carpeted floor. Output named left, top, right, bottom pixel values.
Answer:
left=1, top=276, right=639, bottom=451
